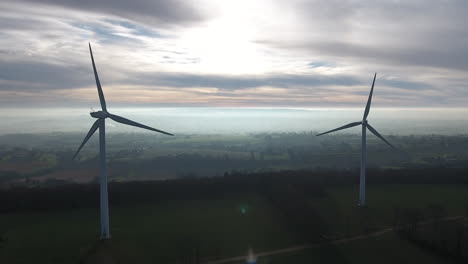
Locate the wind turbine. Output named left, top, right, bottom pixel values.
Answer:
left=316, top=73, right=394, bottom=207
left=73, top=43, right=174, bottom=239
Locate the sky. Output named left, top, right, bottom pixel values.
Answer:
left=0, top=0, right=468, bottom=108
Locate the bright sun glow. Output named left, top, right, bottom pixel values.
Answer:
left=180, top=1, right=271, bottom=74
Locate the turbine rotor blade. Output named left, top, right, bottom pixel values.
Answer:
left=366, top=123, right=394, bottom=148
left=72, top=119, right=100, bottom=160
left=316, top=121, right=362, bottom=136
left=108, top=114, right=174, bottom=136
left=363, top=73, right=377, bottom=119
left=89, top=43, right=107, bottom=112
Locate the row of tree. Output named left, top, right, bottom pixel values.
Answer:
left=3, top=167, right=468, bottom=214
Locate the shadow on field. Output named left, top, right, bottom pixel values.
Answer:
left=80, top=239, right=145, bottom=264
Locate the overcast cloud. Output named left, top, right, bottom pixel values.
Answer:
left=0, top=0, right=467, bottom=108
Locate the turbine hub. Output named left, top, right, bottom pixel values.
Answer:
left=90, top=111, right=108, bottom=119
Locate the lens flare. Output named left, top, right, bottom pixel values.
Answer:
left=246, top=248, right=256, bottom=264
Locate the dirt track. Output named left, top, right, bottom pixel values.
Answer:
left=204, top=215, right=465, bottom=264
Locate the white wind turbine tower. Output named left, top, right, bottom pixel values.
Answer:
left=73, top=43, right=174, bottom=239
left=316, top=73, right=394, bottom=207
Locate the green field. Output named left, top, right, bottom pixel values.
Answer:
left=1, top=184, right=468, bottom=263
left=310, top=184, right=468, bottom=237
left=0, top=195, right=297, bottom=264
left=232, top=232, right=455, bottom=264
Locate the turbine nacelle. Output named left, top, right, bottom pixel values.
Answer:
left=90, top=111, right=108, bottom=119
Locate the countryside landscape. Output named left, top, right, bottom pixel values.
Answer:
left=2, top=131, right=468, bottom=263
left=2, top=0, right=468, bottom=263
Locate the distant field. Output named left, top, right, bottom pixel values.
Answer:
left=36, top=168, right=98, bottom=183
left=1, top=183, right=468, bottom=263
left=0, top=161, right=51, bottom=174
left=2, top=132, right=468, bottom=185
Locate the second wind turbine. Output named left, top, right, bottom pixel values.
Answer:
left=316, top=73, right=394, bottom=207
left=73, top=43, right=174, bottom=239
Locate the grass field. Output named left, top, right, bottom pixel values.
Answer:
left=310, top=184, right=468, bottom=238
left=232, top=232, right=455, bottom=264
left=1, top=184, right=468, bottom=263
left=0, top=194, right=296, bottom=264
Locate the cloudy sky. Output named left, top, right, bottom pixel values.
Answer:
left=0, top=0, right=467, bottom=108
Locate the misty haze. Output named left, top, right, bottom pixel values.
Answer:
left=2, top=107, right=468, bottom=135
